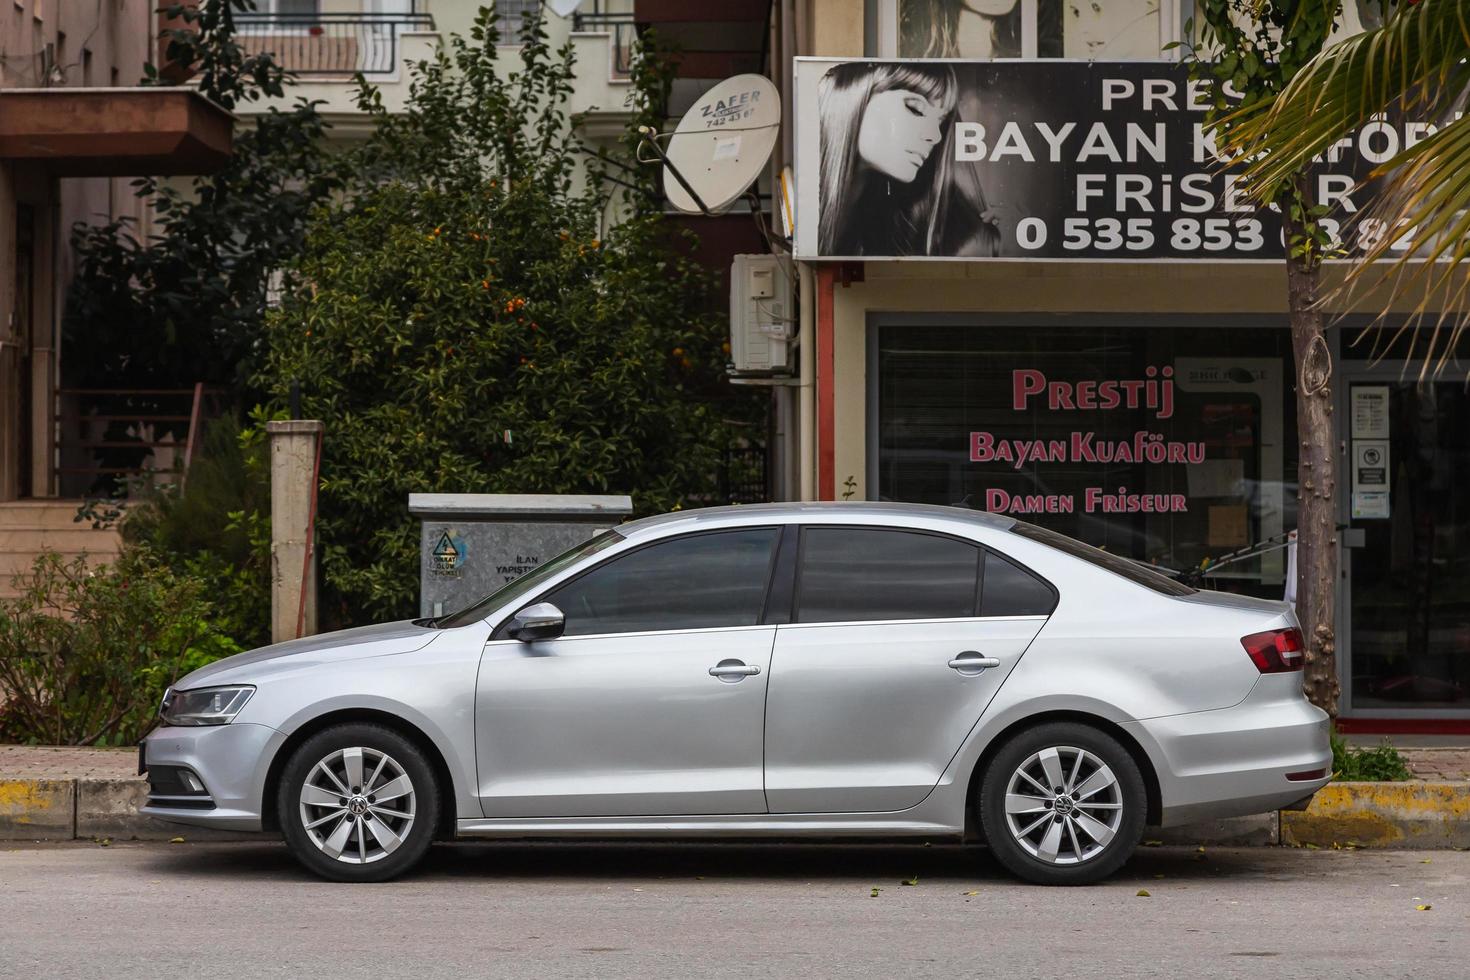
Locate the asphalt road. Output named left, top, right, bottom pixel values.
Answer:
left=1, top=841, right=1466, bottom=979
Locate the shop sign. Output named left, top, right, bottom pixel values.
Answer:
left=794, top=59, right=1437, bottom=262
left=972, top=366, right=1196, bottom=515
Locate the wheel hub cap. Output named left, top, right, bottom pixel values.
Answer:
left=1003, top=745, right=1125, bottom=866
left=298, top=746, right=416, bottom=865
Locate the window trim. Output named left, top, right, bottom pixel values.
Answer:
left=760, top=524, right=800, bottom=626
left=492, top=525, right=785, bottom=640
left=791, top=524, right=988, bottom=626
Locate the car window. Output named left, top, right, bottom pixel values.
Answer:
left=544, top=528, right=779, bottom=636
left=432, top=530, right=624, bottom=628
left=980, top=551, right=1058, bottom=617
left=795, top=527, right=980, bottom=624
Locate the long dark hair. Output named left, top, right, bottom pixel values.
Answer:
left=818, top=62, right=999, bottom=257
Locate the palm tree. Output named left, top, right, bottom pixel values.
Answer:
left=1225, top=0, right=1470, bottom=373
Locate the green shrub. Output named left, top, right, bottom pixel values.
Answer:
left=0, top=549, right=240, bottom=746
left=1330, top=729, right=1413, bottom=782
left=119, top=414, right=273, bottom=649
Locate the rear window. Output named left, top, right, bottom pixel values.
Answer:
left=1009, top=520, right=1197, bottom=597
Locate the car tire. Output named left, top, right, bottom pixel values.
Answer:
left=278, top=722, right=440, bottom=883
left=978, top=722, right=1146, bottom=885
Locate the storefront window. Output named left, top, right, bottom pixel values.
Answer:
left=874, top=322, right=1299, bottom=598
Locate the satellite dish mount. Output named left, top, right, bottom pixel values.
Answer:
left=638, top=74, right=782, bottom=217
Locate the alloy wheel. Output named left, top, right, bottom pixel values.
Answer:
left=1003, top=745, right=1125, bottom=866
left=298, top=746, right=416, bottom=865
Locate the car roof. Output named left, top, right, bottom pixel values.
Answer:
left=615, top=501, right=1016, bottom=541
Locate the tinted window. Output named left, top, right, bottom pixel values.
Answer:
left=980, top=552, right=1058, bottom=617
left=1009, top=520, right=1195, bottom=597
left=796, top=528, right=980, bottom=623
left=545, top=529, right=778, bottom=636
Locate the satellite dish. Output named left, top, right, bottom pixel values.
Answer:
left=658, top=74, right=780, bottom=215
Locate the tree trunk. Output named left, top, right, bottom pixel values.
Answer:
left=1283, top=192, right=1340, bottom=718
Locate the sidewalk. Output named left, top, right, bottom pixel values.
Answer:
left=2, top=743, right=1467, bottom=844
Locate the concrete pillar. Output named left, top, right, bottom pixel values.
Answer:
left=268, top=420, right=323, bottom=642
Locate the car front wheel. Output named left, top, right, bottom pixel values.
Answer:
left=278, top=722, right=439, bottom=882
left=978, top=722, right=1146, bottom=885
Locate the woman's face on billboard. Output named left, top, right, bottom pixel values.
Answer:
left=856, top=87, right=947, bottom=184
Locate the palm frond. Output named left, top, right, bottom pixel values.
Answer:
left=1333, top=110, right=1470, bottom=376
left=1225, top=0, right=1470, bottom=194
left=1221, top=0, right=1470, bottom=375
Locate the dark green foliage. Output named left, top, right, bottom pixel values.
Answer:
left=1330, top=729, right=1414, bottom=782
left=258, top=10, right=754, bottom=624
left=1182, top=2, right=1343, bottom=264
left=63, top=0, right=339, bottom=392
left=0, top=550, right=239, bottom=746
left=119, top=415, right=274, bottom=650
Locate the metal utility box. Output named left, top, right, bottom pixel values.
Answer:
left=409, top=493, right=633, bottom=618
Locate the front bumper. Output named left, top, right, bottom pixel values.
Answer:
left=1127, top=679, right=1333, bottom=827
left=140, top=722, right=284, bottom=832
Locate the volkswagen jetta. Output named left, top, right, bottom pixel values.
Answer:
left=140, top=503, right=1330, bottom=884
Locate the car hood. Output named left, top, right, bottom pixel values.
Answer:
left=175, top=620, right=441, bottom=689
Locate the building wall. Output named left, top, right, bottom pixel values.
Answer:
left=0, top=0, right=155, bottom=500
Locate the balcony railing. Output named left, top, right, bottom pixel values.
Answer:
left=572, top=9, right=636, bottom=79
left=235, top=12, right=435, bottom=76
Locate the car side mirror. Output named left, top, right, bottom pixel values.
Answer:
left=507, top=602, right=565, bottom=642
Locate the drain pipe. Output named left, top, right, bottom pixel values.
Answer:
left=798, top=261, right=815, bottom=501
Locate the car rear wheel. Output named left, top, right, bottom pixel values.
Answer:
left=278, top=723, right=439, bottom=882
left=978, top=722, right=1146, bottom=885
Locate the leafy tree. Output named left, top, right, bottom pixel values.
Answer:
left=258, top=10, right=757, bottom=624
left=63, top=0, right=338, bottom=395
left=1225, top=0, right=1470, bottom=370
left=1182, top=2, right=1345, bottom=715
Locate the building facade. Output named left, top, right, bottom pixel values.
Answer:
left=760, top=0, right=1467, bottom=728
left=0, top=0, right=231, bottom=590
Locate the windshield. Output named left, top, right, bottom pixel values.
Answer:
left=1009, top=520, right=1197, bottom=597
left=429, top=529, right=625, bottom=628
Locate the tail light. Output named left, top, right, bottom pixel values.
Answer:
left=1241, top=627, right=1306, bottom=673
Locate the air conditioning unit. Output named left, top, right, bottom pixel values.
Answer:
left=729, top=253, right=794, bottom=375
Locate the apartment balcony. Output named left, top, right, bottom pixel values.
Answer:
left=568, top=1, right=637, bottom=138
left=223, top=2, right=639, bottom=143
left=223, top=4, right=442, bottom=136
left=234, top=11, right=436, bottom=77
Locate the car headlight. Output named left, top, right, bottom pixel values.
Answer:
left=159, top=685, right=255, bottom=727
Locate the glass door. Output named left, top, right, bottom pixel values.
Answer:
left=1344, top=376, right=1470, bottom=713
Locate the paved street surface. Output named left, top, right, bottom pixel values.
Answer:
left=2, top=842, right=1465, bottom=979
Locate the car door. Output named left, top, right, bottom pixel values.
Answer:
left=763, top=526, right=1056, bottom=814
left=475, top=526, right=782, bottom=818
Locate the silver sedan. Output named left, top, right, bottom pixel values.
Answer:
left=140, top=503, right=1330, bottom=884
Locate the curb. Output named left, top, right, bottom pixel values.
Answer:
left=2, top=777, right=1466, bottom=847
left=0, top=777, right=255, bottom=842
left=1281, top=782, right=1470, bottom=849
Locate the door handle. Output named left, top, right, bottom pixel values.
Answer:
left=709, top=660, right=761, bottom=678
left=948, top=653, right=1001, bottom=672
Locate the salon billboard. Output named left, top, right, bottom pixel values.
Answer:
left=792, top=58, right=1431, bottom=262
